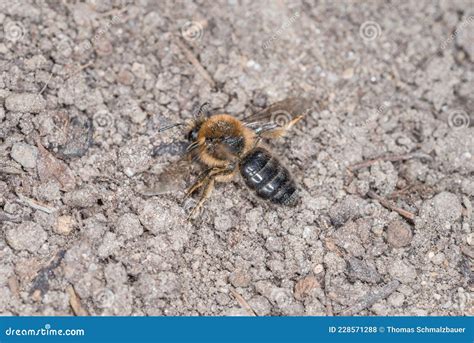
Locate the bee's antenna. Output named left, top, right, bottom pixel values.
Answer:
left=193, top=102, right=211, bottom=119
left=158, top=122, right=185, bottom=132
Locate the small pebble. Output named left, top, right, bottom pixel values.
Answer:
left=466, top=233, right=473, bottom=246
left=55, top=215, right=75, bottom=235
left=6, top=221, right=47, bottom=252
left=347, top=257, right=381, bottom=284
left=386, top=220, right=413, bottom=248
left=117, top=69, right=135, bottom=85
left=5, top=93, right=46, bottom=113
left=294, top=276, right=319, bottom=300
left=388, top=292, right=405, bottom=307
left=388, top=259, right=417, bottom=283
left=313, top=264, right=324, bottom=274
left=131, top=63, right=147, bottom=79
left=10, top=142, right=38, bottom=169
left=229, top=270, right=251, bottom=288
left=116, top=213, right=143, bottom=240
left=432, top=252, right=445, bottom=265
left=342, top=67, right=354, bottom=79
left=63, top=187, right=98, bottom=208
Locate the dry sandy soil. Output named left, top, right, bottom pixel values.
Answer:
left=0, top=0, right=473, bottom=316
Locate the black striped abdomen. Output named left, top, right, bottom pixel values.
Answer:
left=239, top=147, right=298, bottom=206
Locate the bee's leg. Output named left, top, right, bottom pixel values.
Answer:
left=183, top=168, right=213, bottom=200
left=259, top=115, right=304, bottom=139
left=186, top=167, right=235, bottom=219
left=187, top=178, right=215, bottom=219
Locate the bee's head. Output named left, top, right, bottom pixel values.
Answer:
left=186, top=114, right=209, bottom=142
left=186, top=102, right=211, bottom=142
left=185, top=124, right=200, bottom=142
left=159, top=102, right=210, bottom=143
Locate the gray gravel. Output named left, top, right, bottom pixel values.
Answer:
left=0, top=0, right=472, bottom=316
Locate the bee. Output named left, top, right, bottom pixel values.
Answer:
left=142, top=97, right=311, bottom=218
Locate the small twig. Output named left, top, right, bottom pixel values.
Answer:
left=387, top=185, right=412, bottom=199
left=16, top=193, right=57, bottom=214
left=230, top=288, right=257, bottom=316
left=367, top=190, right=415, bottom=222
left=38, top=72, right=53, bottom=96
left=97, top=6, right=128, bottom=18
left=348, top=152, right=432, bottom=172
left=340, top=280, right=400, bottom=315
left=174, top=37, right=216, bottom=88
left=68, top=61, right=94, bottom=79
left=67, top=285, right=89, bottom=316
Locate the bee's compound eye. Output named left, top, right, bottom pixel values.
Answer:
left=186, top=128, right=198, bottom=142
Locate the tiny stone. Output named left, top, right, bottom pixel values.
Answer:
left=388, top=259, right=417, bottom=283
left=131, top=63, right=147, bottom=79
left=10, top=143, right=38, bottom=169
left=294, top=276, right=319, bottom=300
left=248, top=296, right=271, bottom=316
left=36, top=181, right=61, bottom=202
left=116, top=213, right=143, bottom=240
left=55, top=216, right=75, bottom=235
left=388, top=292, right=405, bottom=307
left=342, top=67, right=354, bottom=79
left=432, top=252, right=445, bottom=265
left=323, top=252, right=346, bottom=274
left=429, top=192, right=463, bottom=223
left=215, top=292, right=230, bottom=305
left=95, top=40, right=113, bottom=56
left=265, top=237, right=283, bottom=252
left=117, top=69, right=135, bottom=85
left=347, top=257, right=381, bottom=284
left=466, top=233, right=473, bottom=246
left=386, top=220, right=413, bottom=248
left=63, top=187, right=98, bottom=208
left=229, top=270, right=251, bottom=288
left=6, top=221, right=47, bottom=252
left=5, top=93, right=46, bottom=113
left=313, top=264, right=324, bottom=274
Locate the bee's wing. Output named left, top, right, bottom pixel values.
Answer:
left=242, top=97, right=312, bottom=134
left=137, top=143, right=198, bottom=196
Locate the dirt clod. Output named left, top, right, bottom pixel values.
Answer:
left=386, top=220, right=413, bottom=248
